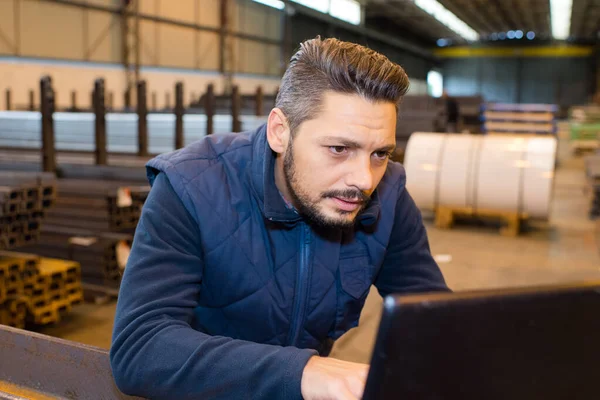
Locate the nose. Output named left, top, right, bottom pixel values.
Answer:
left=346, top=156, right=374, bottom=193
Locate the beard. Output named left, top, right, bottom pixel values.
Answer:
left=283, top=138, right=370, bottom=229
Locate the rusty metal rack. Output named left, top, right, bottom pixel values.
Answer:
left=0, top=324, right=141, bottom=399
left=0, top=251, right=83, bottom=328
left=0, top=172, right=57, bottom=250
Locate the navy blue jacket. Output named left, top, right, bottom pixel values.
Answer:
left=110, top=124, right=448, bottom=399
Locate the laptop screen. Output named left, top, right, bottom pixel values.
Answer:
left=363, top=282, right=600, bottom=400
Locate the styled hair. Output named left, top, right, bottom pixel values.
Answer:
left=275, top=36, right=410, bottom=134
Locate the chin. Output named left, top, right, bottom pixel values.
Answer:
left=321, top=210, right=358, bottom=227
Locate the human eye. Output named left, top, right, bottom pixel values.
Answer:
left=373, top=150, right=392, bottom=160
left=329, top=146, right=348, bottom=155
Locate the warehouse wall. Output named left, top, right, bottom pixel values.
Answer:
left=0, top=0, right=282, bottom=108
left=443, top=56, right=595, bottom=106
left=0, top=0, right=121, bottom=63
left=0, top=0, right=280, bottom=74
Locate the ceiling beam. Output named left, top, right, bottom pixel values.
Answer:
left=490, top=0, right=518, bottom=30
left=520, top=0, right=538, bottom=33
left=507, top=0, right=528, bottom=30
left=471, top=1, right=507, bottom=32
left=439, top=0, right=493, bottom=34
left=579, top=0, right=597, bottom=38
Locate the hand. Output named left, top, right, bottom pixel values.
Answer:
left=301, top=356, right=370, bottom=400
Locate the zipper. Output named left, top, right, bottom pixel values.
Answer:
left=287, top=223, right=312, bottom=346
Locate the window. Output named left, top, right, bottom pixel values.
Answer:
left=414, top=0, right=478, bottom=41
left=292, top=0, right=330, bottom=13
left=427, top=70, right=444, bottom=98
left=252, top=0, right=284, bottom=10
left=329, top=0, right=361, bottom=25
left=550, top=0, right=572, bottom=40
left=252, top=0, right=363, bottom=26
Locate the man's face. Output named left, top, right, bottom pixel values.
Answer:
left=283, top=92, right=397, bottom=229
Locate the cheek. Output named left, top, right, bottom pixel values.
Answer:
left=371, top=164, right=388, bottom=190
left=299, top=157, right=341, bottom=193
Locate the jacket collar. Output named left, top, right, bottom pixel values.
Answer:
left=250, top=123, right=381, bottom=227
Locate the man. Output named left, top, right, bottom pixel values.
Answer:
left=442, top=90, right=460, bottom=133
left=110, top=37, right=449, bottom=400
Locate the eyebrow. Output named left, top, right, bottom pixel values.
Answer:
left=319, top=136, right=396, bottom=152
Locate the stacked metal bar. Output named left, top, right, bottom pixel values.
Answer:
left=0, top=251, right=83, bottom=328
left=0, top=172, right=57, bottom=249
left=19, top=225, right=130, bottom=291
left=0, top=163, right=149, bottom=295
left=0, top=110, right=268, bottom=154
left=43, top=179, right=146, bottom=232
left=396, top=95, right=445, bottom=146
left=481, top=103, right=558, bottom=135
left=17, top=177, right=146, bottom=291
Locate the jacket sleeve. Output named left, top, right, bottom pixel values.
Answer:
left=110, top=172, right=317, bottom=400
left=374, top=187, right=451, bottom=298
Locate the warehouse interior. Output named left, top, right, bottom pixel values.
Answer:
left=1, top=0, right=600, bottom=398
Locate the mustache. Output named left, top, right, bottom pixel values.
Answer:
left=321, top=189, right=370, bottom=203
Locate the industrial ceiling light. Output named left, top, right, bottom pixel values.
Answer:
left=253, top=0, right=284, bottom=9
left=329, top=0, right=362, bottom=25
left=253, top=0, right=362, bottom=26
left=292, top=0, right=330, bottom=13
left=550, top=0, right=573, bottom=40
left=414, top=0, right=479, bottom=41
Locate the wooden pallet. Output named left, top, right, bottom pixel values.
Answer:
left=435, top=206, right=528, bottom=237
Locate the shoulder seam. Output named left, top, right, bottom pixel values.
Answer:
left=168, top=141, right=253, bottom=167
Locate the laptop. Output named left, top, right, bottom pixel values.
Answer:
left=362, top=281, right=600, bottom=400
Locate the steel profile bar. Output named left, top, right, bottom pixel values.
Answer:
left=94, top=78, right=107, bottom=165
left=0, top=325, right=142, bottom=399
left=174, top=82, right=184, bottom=149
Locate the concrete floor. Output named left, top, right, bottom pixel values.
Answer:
left=35, top=134, right=600, bottom=364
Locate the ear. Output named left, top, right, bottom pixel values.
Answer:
left=266, top=108, right=290, bottom=154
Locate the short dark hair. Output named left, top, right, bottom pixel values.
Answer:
left=275, top=37, right=410, bottom=134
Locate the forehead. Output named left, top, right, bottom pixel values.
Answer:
left=300, top=92, right=397, bottom=146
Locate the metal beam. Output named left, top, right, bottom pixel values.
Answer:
left=13, top=0, right=20, bottom=55
left=0, top=25, right=15, bottom=54
left=38, top=0, right=280, bottom=46
left=39, top=0, right=120, bottom=14
left=576, top=0, right=592, bottom=38
left=0, top=324, right=140, bottom=400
